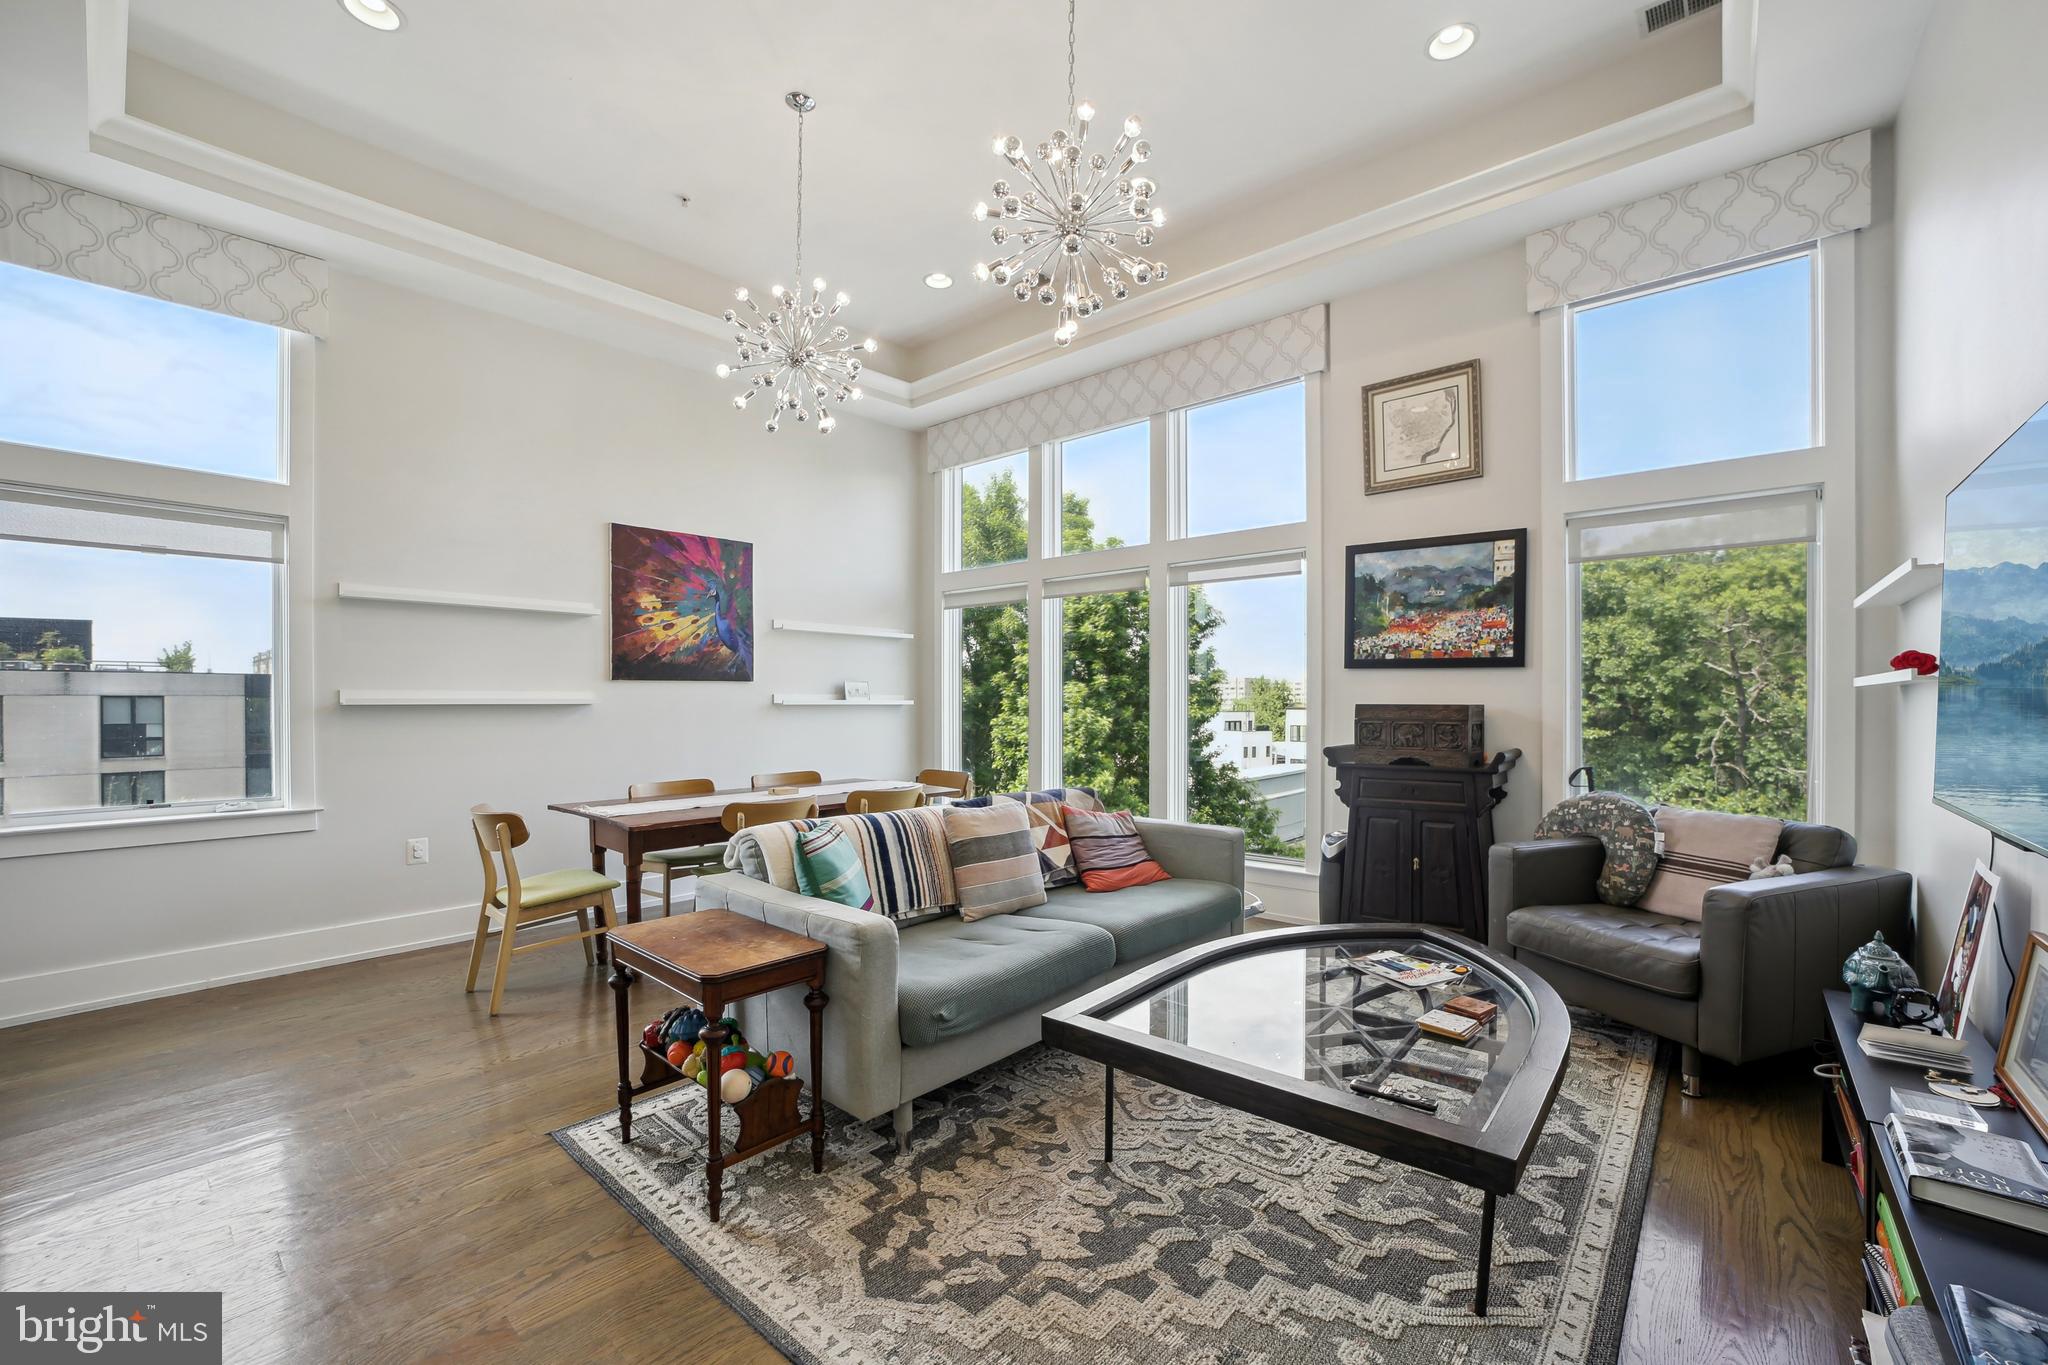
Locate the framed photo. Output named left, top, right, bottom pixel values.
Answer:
left=1363, top=359, right=1482, bottom=495
left=1345, top=529, right=1526, bottom=669
left=610, top=523, right=754, bottom=681
left=1936, top=860, right=2000, bottom=1037
left=1996, top=931, right=2048, bottom=1143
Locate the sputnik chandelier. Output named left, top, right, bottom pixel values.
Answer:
left=971, top=0, right=1164, bottom=347
left=721, top=92, right=875, bottom=434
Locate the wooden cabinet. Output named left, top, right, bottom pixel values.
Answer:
left=1323, top=749, right=1518, bottom=939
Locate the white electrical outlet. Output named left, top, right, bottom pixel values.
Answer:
left=406, top=837, right=430, bottom=866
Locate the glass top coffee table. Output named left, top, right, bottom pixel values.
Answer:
left=1042, top=923, right=1570, bottom=1314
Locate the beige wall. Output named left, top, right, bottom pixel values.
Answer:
left=1882, top=0, right=2048, bottom=1026
left=2, top=270, right=922, bottom=1024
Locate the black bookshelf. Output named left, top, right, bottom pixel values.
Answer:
left=1821, top=991, right=2048, bottom=1359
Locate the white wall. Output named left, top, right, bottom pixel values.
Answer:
left=1883, top=0, right=2048, bottom=1029
left=0, top=270, right=922, bottom=1025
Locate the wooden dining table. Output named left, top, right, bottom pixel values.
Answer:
left=549, top=778, right=957, bottom=924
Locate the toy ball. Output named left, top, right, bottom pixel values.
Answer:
left=640, top=1020, right=664, bottom=1050
left=764, top=1051, right=795, bottom=1079
left=744, top=1066, right=767, bottom=1087
left=720, top=1069, right=755, bottom=1103
left=664, top=1007, right=708, bottom=1045
left=718, top=1051, right=748, bottom=1075
left=665, top=1040, right=690, bottom=1068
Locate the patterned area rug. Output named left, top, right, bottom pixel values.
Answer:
left=554, top=1015, right=1666, bottom=1365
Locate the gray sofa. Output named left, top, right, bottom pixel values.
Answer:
left=1488, top=821, right=1911, bottom=1096
left=697, top=817, right=1245, bottom=1149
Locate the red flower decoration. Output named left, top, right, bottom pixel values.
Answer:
left=1890, top=649, right=1939, bottom=676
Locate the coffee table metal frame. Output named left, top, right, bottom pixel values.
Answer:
left=1042, top=922, right=1570, bottom=1314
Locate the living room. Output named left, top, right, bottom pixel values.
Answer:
left=4, top=1, right=2048, bottom=1362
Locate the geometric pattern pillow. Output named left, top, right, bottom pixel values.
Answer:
left=1534, top=792, right=1659, bottom=907
left=952, top=787, right=1101, bottom=888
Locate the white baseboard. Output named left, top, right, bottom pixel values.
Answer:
left=0, top=901, right=482, bottom=1029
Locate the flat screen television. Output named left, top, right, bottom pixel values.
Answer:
left=1935, top=397, right=2048, bottom=855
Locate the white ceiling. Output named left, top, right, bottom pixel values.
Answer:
left=127, top=0, right=1675, bottom=349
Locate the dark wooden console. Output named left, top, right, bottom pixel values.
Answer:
left=1321, top=746, right=1518, bottom=939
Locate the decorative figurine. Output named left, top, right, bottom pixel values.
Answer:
left=1843, top=931, right=1920, bottom=1019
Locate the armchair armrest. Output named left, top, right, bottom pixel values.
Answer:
left=1488, top=838, right=1605, bottom=950
left=695, top=872, right=903, bottom=1123
left=1135, top=818, right=1245, bottom=892
left=1697, top=864, right=1914, bottom=1066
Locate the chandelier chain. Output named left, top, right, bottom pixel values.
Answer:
left=1066, top=0, right=1076, bottom=117
left=793, top=105, right=804, bottom=287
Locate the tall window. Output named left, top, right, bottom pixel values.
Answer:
left=939, top=378, right=1313, bottom=866
left=1571, top=252, right=1813, bottom=481
left=0, top=264, right=292, bottom=830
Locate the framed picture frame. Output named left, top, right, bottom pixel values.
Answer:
left=1363, top=358, right=1482, bottom=495
left=1344, top=528, right=1526, bottom=669
left=1996, top=931, right=2048, bottom=1143
left=609, top=523, right=755, bottom=681
left=1936, top=860, right=2000, bottom=1037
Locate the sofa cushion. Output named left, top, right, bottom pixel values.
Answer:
left=941, top=801, right=1047, bottom=921
left=1021, top=879, right=1241, bottom=964
left=1063, top=805, right=1173, bottom=892
left=896, top=914, right=1116, bottom=1048
left=952, top=788, right=1101, bottom=886
left=1780, top=821, right=1857, bottom=872
left=1638, top=807, right=1784, bottom=922
left=1533, top=792, right=1659, bottom=906
left=1505, top=903, right=1703, bottom=999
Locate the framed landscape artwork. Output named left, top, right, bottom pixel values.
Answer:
left=1996, top=932, right=2048, bottom=1142
left=609, top=523, right=754, bottom=681
left=1363, top=359, right=1482, bottom=495
left=1345, top=529, right=1525, bottom=668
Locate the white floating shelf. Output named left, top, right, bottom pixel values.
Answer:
left=770, top=694, right=915, bottom=707
left=339, top=690, right=595, bottom=706
left=1853, top=669, right=1933, bottom=689
left=1852, top=559, right=1943, bottom=610
left=771, top=619, right=916, bottom=640
left=338, top=581, right=598, bottom=617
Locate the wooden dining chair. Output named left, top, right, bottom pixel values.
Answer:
left=751, top=770, right=822, bottom=791
left=630, top=777, right=721, bottom=916
left=916, top=768, right=975, bottom=800
left=466, top=805, right=620, bottom=1016
left=720, top=794, right=820, bottom=833
left=845, top=785, right=924, bottom=814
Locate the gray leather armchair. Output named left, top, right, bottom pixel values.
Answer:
left=1488, top=821, right=1912, bottom=1096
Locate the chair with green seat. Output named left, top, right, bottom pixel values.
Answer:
left=630, top=778, right=726, bottom=915
left=465, top=805, right=620, bottom=1016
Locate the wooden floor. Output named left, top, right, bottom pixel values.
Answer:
left=0, top=932, right=1863, bottom=1365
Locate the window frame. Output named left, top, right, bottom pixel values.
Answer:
left=932, top=377, right=1322, bottom=877
left=0, top=306, right=319, bottom=859
left=1541, top=234, right=1858, bottom=829
left=100, top=695, right=167, bottom=759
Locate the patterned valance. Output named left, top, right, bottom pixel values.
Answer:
left=0, top=165, right=330, bottom=336
left=1523, top=130, right=1871, bottom=312
left=925, top=305, right=1327, bottom=472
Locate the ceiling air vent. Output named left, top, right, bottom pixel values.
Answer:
left=1641, top=0, right=1720, bottom=36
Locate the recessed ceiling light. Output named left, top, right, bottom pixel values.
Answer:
left=339, top=0, right=404, bottom=32
left=1427, top=23, right=1477, bottom=60
left=924, top=272, right=954, bottom=289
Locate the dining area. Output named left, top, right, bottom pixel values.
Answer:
left=461, top=769, right=972, bottom=1015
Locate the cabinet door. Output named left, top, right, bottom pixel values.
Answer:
left=1414, top=815, right=1471, bottom=931
left=1347, top=811, right=1414, bottom=922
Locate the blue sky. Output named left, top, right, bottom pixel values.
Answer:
left=1573, top=255, right=1812, bottom=479
left=1946, top=401, right=2048, bottom=571
left=1, top=263, right=280, bottom=671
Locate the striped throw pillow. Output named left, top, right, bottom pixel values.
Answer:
left=1062, top=805, right=1172, bottom=893
left=941, top=802, right=1048, bottom=920
left=795, top=822, right=874, bottom=912
left=952, top=787, right=1100, bottom=887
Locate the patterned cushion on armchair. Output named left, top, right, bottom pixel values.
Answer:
left=1533, top=792, right=1660, bottom=907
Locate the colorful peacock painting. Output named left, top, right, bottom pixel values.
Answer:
left=609, top=523, right=754, bottom=681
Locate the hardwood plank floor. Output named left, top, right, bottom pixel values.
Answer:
left=0, top=934, right=1862, bottom=1364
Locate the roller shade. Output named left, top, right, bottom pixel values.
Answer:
left=0, top=486, right=284, bottom=562
left=0, top=165, right=330, bottom=336
left=1041, top=566, right=1148, bottom=599
left=1525, top=131, right=1871, bottom=312
left=926, top=306, right=1327, bottom=472
left=1169, top=549, right=1306, bottom=586
left=1567, top=490, right=1818, bottom=565
left=941, top=582, right=1028, bottom=609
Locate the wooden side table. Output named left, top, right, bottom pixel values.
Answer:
left=606, top=911, right=827, bottom=1222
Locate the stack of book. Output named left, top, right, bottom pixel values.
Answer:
left=1883, top=1114, right=2048, bottom=1234
left=1358, top=950, right=1463, bottom=989
left=1831, top=1073, right=1866, bottom=1199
